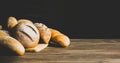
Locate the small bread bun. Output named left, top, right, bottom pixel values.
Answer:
left=0, top=36, right=25, bottom=56
left=12, top=20, right=40, bottom=48
left=7, top=17, right=18, bottom=29
left=34, top=23, right=51, bottom=44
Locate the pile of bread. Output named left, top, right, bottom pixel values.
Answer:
left=0, top=17, right=70, bottom=56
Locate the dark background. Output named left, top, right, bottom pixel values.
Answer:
left=0, top=0, right=120, bottom=38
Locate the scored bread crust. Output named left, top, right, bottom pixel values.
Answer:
left=12, top=21, right=40, bottom=48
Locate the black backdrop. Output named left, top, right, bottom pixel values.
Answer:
left=0, top=0, right=120, bottom=38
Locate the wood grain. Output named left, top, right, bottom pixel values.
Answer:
left=1, top=39, right=120, bottom=63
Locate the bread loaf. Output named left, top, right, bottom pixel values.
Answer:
left=50, top=28, right=70, bottom=47
left=0, top=36, right=25, bottom=55
left=12, top=20, right=40, bottom=48
left=34, top=23, right=51, bottom=44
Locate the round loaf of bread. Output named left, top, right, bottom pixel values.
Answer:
left=0, top=36, right=25, bottom=56
left=12, top=20, right=40, bottom=48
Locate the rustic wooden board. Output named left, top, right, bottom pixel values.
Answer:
left=1, top=39, right=120, bottom=63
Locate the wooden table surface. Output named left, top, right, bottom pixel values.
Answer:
left=1, top=39, right=120, bottom=63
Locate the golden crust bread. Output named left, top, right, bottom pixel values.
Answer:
left=53, top=35, right=70, bottom=47
left=50, top=28, right=70, bottom=47
left=7, top=17, right=18, bottom=29
left=34, top=23, right=51, bottom=44
left=0, top=36, right=25, bottom=55
left=49, top=28, right=63, bottom=38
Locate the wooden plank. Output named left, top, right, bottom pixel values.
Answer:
left=1, top=39, right=120, bottom=63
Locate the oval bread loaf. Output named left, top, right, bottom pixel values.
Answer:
left=0, top=36, right=25, bottom=55
left=50, top=28, right=70, bottom=47
left=34, top=23, right=51, bottom=44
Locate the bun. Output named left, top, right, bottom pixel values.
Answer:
left=12, top=20, right=40, bottom=48
left=7, top=17, right=18, bottom=29
left=34, top=23, right=51, bottom=44
left=50, top=28, right=70, bottom=47
left=0, top=36, right=25, bottom=55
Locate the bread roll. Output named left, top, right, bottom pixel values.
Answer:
left=0, top=36, right=25, bottom=56
left=12, top=20, right=40, bottom=48
left=7, top=17, right=18, bottom=29
left=34, top=23, right=51, bottom=44
left=50, top=28, right=70, bottom=47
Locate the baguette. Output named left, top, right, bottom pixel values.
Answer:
left=0, top=36, right=25, bottom=55
left=50, top=28, right=70, bottom=47
left=34, top=23, right=51, bottom=44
